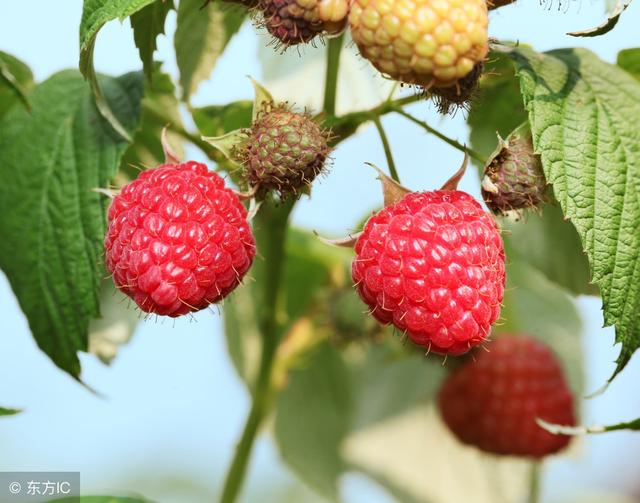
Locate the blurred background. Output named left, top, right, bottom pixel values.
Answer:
left=1, top=1, right=640, bottom=502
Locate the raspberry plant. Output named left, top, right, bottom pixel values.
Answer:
left=1, top=1, right=640, bottom=502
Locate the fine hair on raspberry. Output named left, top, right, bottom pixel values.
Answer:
left=352, top=189, right=505, bottom=355
left=104, top=161, right=256, bottom=317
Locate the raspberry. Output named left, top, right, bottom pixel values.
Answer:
left=348, top=0, right=489, bottom=88
left=261, top=0, right=349, bottom=46
left=352, top=190, right=505, bottom=355
left=104, top=161, right=256, bottom=317
left=438, top=335, right=576, bottom=457
left=481, top=125, right=547, bottom=215
left=237, top=104, right=330, bottom=197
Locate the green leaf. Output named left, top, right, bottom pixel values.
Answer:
left=509, top=46, right=640, bottom=380
left=121, top=66, right=184, bottom=174
left=0, top=407, right=21, bottom=416
left=0, top=51, right=34, bottom=118
left=79, top=0, right=156, bottom=139
left=567, top=0, right=630, bottom=37
left=617, top=48, right=640, bottom=81
left=468, top=53, right=593, bottom=296
left=192, top=101, right=253, bottom=136
left=0, top=70, right=143, bottom=379
left=131, top=0, right=174, bottom=79
left=174, top=0, right=245, bottom=101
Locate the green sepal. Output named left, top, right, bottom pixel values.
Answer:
left=202, top=129, right=248, bottom=168
left=250, top=77, right=274, bottom=121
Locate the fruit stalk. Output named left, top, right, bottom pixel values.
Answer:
left=394, top=109, right=485, bottom=164
left=372, top=115, right=400, bottom=182
left=323, top=33, right=344, bottom=117
left=219, top=200, right=294, bottom=503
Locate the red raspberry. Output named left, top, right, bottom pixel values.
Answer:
left=438, top=335, right=576, bottom=457
left=352, top=190, right=505, bottom=355
left=104, top=161, right=256, bottom=317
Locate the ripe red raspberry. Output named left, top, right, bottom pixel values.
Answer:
left=352, top=190, right=505, bottom=355
left=438, top=335, right=576, bottom=457
left=104, top=161, right=256, bottom=317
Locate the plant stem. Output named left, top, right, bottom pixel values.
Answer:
left=394, top=109, right=486, bottom=164
left=219, top=201, right=294, bottom=503
left=219, top=31, right=344, bottom=502
left=326, top=94, right=422, bottom=146
left=527, top=462, right=541, bottom=503
left=372, top=115, right=400, bottom=183
left=323, top=34, right=344, bottom=117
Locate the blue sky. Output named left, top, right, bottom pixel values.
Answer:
left=1, top=1, right=640, bottom=502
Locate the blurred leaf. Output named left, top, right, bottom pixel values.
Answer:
left=0, top=51, right=33, bottom=117
left=567, top=0, right=630, bottom=37
left=510, top=46, right=640, bottom=380
left=0, top=70, right=143, bottom=379
left=79, top=0, right=155, bottom=140
left=89, top=281, right=140, bottom=364
left=498, top=259, right=584, bottom=394
left=617, top=48, right=640, bottom=80
left=120, top=66, right=184, bottom=175
left=275, top=344, right=351, bottom=500
left=131, top=0, right=174, bottom=79
left=502, top=203, right=596, bottom=296
left=468, top=53, right=593, bottom=296
left=0, top=407, right=21, bottom=416
left=192, top=101, right=253, bottom=136
left=344, top=406, right=531, bottom=503
left=275, top=338, right=443, bottom=500
left=174, top=0, right=245, bottom=101
left=224, top=226, right=350, bottom=383
left=258, top=33, right=393, bottom=115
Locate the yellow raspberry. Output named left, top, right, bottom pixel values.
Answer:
left=349, top=0, right=488, bottom=87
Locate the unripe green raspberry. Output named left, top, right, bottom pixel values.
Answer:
left=348, top=0, right=489, bottom=88
left=261, top=0, right=349, bottom=46
left=482, top=124, right=547, bottom=215
left=238, top=104, right=331, bottom=197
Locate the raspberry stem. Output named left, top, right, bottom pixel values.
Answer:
left=323, top=33, right=344, bottom=117
left=372, top=115, right=400, bottom=183
left=219, top=200, right=295, bottom=503
left=394, top=109, right=486, bottom=164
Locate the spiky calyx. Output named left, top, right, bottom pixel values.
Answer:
left=237, top=104, right=331, bottom=197
left=348, top=0, right=489, bottom=88
left=429, top=61, right=483, bottom=114
left=261, top=0, right=349, bottom=46
left=482, top=125, right=547, bottom=215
